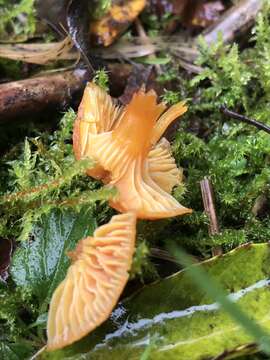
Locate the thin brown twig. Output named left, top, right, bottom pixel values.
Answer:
left=200, top=177, right=223, bottom=256
left=150, top=247, right=199, bottom=265
left=220, top=106, right=270, bottom=135
left=150, top=247, right=179, bottom=264
left=0, top=63, right=132, bottom=120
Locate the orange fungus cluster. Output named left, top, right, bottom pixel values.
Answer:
left=47, top=82, right=191, bottom=350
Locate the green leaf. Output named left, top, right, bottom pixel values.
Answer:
left=167, top=244, right=270, bottom=355
left=141, top=56, right=171, bottom=65
left=0, top=341, right=33, bottom=360
left=29, top=313, right=48, bottom=329
left=43, top=244, right=270, bottom=360
left=10, top=208, right=96, bottom=306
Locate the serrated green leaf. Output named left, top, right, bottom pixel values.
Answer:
left=43, top=244, right=270, bottom=360
left=10, top=208, right=96, bottom=306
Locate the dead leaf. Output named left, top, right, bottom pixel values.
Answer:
left=188, top=1, right=225, bottom=28
left=0, top=37, right=75, bottom=65
left=149, top=0, right=188, bottom=18
left=119, top=64, right=152, bottom=104
left=148, top=0, right=189, bottom=34
left=90, top=0, right=146, bottom=46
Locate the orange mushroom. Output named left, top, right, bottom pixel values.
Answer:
left=47, top=212, right=136, bottom=350
left=73, top=82, right=192, bottom=219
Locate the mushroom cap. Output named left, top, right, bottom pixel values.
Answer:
left=47, top=212, right=136, bottom=350
left=73, top=82, right=192, bottom=219
left=73, top=82, right=121, bottom=180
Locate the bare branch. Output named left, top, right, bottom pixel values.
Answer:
left=0, top=64, right=132, bottom=120
left=221, top=106, right=270, bottom=135
left=202, top=0, right=262, bottom=45
left=0, top=69, right=88, bottom=121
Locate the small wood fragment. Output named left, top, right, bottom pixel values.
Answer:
left=0, top=64, right=132, bottom=120
left=202, top=0, right=262, bottom=45
left=119, top=64, right=154, bottom=105
left=200, top=177, right=222, bottom=256
left=0, top=69, right=88, bottom=121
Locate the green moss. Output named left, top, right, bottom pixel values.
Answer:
left=91, top=0, right=112, bottom=20
left=0, top=109, right=115, bottom=240
left=157, top=4, right=270, bottom=257
left=1, top=4, right=270, bottom=359
left=93, top=68, right=109, bottom=91
left=0, top=109, right=116, bottom=357
left=0, top=59, right=22, bottom=80
left=0, top=284, right=38, bottom=354
left=0, top=0, right=36, bottom=40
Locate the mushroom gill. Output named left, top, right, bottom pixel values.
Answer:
left=47, top=212, right=136, bottom=350
left=73, top=82, right=192, bottom=219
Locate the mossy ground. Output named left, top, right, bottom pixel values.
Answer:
left=1, top=1, right=270, bottom=359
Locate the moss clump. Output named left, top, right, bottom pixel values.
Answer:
left=134, top=4, right=270, bottom=259
left=1, top=5, right=270, bottom=359
left=0, top=109, right=115, bottom=241
left=0, top=107, right=116, bottom=357
left=0, top=0, right=36, bottom=40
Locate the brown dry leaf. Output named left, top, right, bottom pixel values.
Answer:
left=149, top=0, right=225, bottom=32
left=188, top=1, right=225, bottom=28
left=0, top=37, right=76, bottom=65
left=149, top=0, right=188, bottom=18
left=148, top=0, right=188, bottom=33
left=90, top=0, right=146, bottom=46
left=119, top=63, right=154, bottom=104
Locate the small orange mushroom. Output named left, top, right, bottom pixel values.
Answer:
left=47, top=212, right=136, bottom=350
left=73, top=82, right=192, bottom=219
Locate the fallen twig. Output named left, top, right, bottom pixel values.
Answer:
left=150, top=247, right=179, bottom=264
left=202, top=0, right=262, bottom=45
left=221, top=106, right=270, bottom=135
left=0, top=64, right=132, bottom=120
left=0, top=69, right=88, bottom=121
left=200, top=177, right=222, bottom=256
